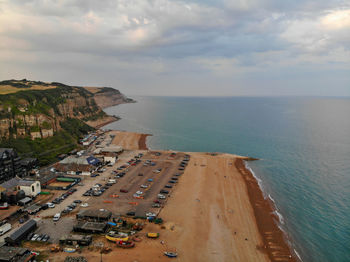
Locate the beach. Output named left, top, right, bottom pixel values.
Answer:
left=104, top=131, right=296, bottom=262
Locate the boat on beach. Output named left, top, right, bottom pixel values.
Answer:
left=164, top=252, right=178, bottom=258
left=116, top=240, right=135, bottom=248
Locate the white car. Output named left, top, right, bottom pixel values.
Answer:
left=140, top=185, right=148, bottom=188
left=47, top=203, right=55, bottom=208
left=53, top=213, right=61, bottom=221
left=80, top=203, right=89, bottom=207
left=146, top=212, right=156, bottom=217
left=157, top=194, right=166, bottom=199
left=153, top=170, right=161, bottom=174
left=136, top=191, right=143, bottom=195
left=31, top=234, right=39, bottom=241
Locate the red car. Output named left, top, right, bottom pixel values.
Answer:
left=153, top=200, right=160, bottom=203
left=120, top=189, right=128, bottom=193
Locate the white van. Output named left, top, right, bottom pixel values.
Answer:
left=53, top=213, right=61, bottom=221
left=108, top=179, right=116, bottom=184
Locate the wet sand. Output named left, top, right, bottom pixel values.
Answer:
left=235, top=159, right=297, bottom=262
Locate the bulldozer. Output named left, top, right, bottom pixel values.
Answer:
left=50, top=245, right=62, bottom=252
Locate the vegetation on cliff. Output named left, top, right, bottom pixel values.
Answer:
left=0, top=118, right=93, bottom=165
left=0, top=79, right=132, bottom=165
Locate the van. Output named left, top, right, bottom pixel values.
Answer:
left=53, top=213, right=61, bottom=221
left=108, top=179, right=116, bottom=184
left=0, top=223, right=12, bottom=236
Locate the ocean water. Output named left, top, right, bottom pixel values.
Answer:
left=104, top=96, right=350, bottom=262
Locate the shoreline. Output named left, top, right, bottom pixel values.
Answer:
left=235, top=158, right=298, bottom=262
left=103, top=125, right=297, bottom=261
left=138, top=134, right=151, bottom=150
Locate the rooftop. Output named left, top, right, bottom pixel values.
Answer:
left=0, top=246, right=29, bottom=261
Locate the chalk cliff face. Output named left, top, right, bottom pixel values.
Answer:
left=0, top=80, right=132, bottom=139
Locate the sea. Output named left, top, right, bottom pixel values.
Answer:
left=104, top=96, right=350, bottom=262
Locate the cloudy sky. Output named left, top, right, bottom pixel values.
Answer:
left=0, top=0, right=349, bottom=96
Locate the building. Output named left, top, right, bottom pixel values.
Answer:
left=54, top=155, right=101, bottom=176
left=0, top=149, right=22, bottom=183
left=102, top=152, right=118, bottom=164
left=73, top=221, right=108, bottom=234
left=18, top=158, right=38, bottom=177
left=59, top=234, right=92, bottom=246
left=0, top=246, right=34, bottom=262
left=0, top=177, right=41, bottom=197
left=76, top=209, right=112, bottom=222
left=5, top=219, right=37, bottom=244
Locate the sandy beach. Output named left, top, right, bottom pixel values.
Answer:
left=106, top=131, right=296, bottom=262
left=109, top=130, right=151, bottom=150
left=158, top=152, right=271, bottom=262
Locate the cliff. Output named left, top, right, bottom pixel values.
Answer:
left=0, top=80, right=133, bottom=139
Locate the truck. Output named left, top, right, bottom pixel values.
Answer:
left=0, top=223, right=12, bottom=236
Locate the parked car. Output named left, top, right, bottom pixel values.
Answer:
left=171, top=177, right=178, bottom=180
left=47, top=203, right=55, bottom=208
left=169, top=180, right=177, bottom=184
left=138, top=173, right=144, bottom=176
left=120, top=189, right=128, bottom=193
left=80, top=203, right=89, bottom=207
left=41, top=204, right=49, bottom=210
left=53, top=213, right=61, bottom=221
left=165, top=185, right=173, bottom=188
left=73, top=200, right=82, bottom=204
left=36, top=234, right=44, bottom=241
left=157, top=194, right=166, bottom=199
left=42, top=234, right=50, bottom=242
left=126, top=211, right=135, bottom=216
left=27, top=232, right=34, bottom=241
left=152, top=203, right=161, bottom=208
left=160, top=189, right=169, bottom=194
left=31, top=234, right=39, bottom=241
left=140, top=185, right=148, bottom=188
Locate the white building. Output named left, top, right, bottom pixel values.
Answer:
left=103, top=153, right=118, bottom=164
left=0, top=177, right=41, bottom=197
left=17, top=180, right=41, bottom=197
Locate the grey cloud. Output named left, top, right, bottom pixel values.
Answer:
left=0, top=0, right=349, bottom=96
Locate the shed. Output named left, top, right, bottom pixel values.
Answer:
left=0, top=246, right=33, bottom=262
left=59, top=234, right=92, bottom=246
left=76, top=209, right=112, bottom=222
left=17, top=197, right=32, bottom=206
left=5, top=219, right=37, bottom=244
left=73, top=221, right=107, bottom=234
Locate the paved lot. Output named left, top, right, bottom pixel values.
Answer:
left=17, top=148, right=188, bottom=245
left=87, top=151, right=187, bottom=217
left=34, top=216, right=75, bottom=243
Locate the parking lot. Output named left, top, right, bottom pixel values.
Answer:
left=86, top=151, right=188, bottom=217
left=27, top=149, right=188, bottom=243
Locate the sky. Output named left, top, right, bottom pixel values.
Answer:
left=0, top=0, right=349, bottom=96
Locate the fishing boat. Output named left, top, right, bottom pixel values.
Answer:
left=105, top=231, right=129, bottom=242
left=147, top=232, right=159, bottom=238
left=116, top=240, right=135, bottom=248
left=164, top=252, right=178, bottom=258
left=63, top=248, right=76, bottom=253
